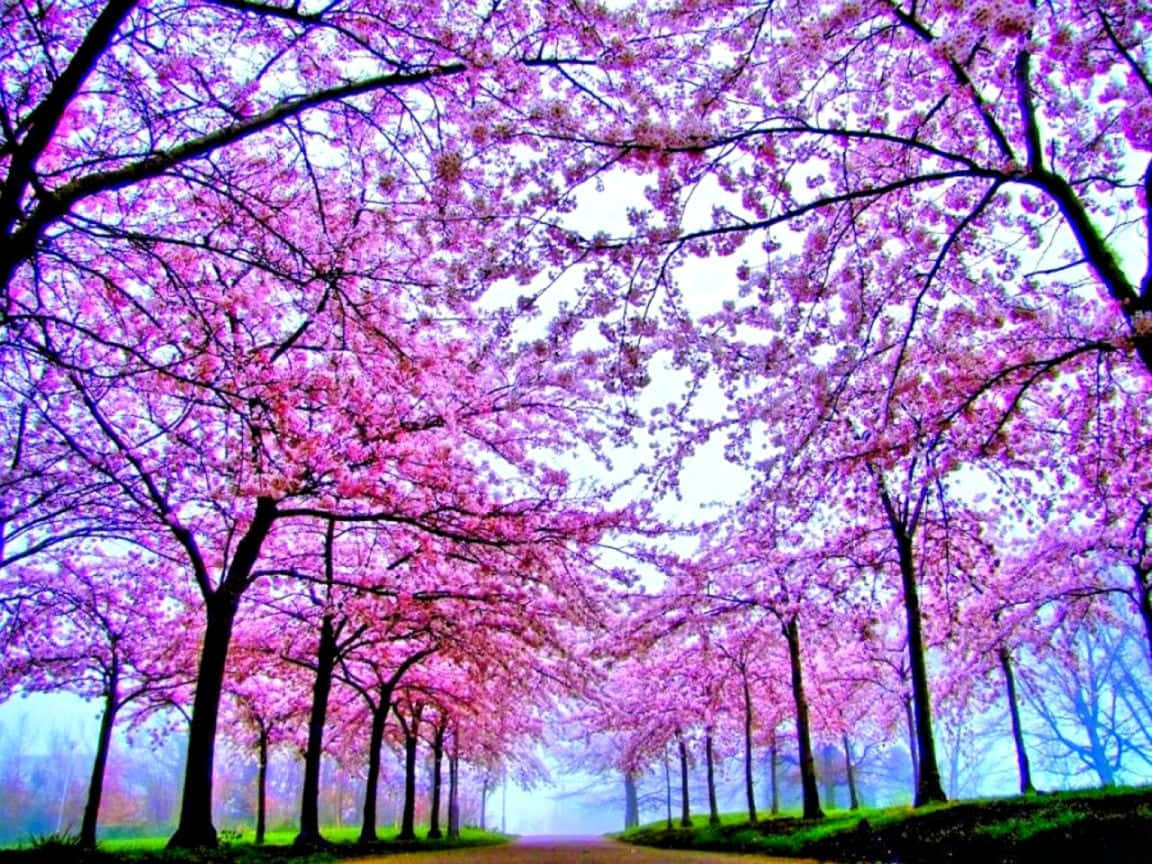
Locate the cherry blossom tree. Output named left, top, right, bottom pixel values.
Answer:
left=222, top=642, right=308, bottom=845
left=583, top=0, right=1147, bottom=392
left=0, top=1, right=648, bottom=847
left=0, top=548, right=195, bottom=846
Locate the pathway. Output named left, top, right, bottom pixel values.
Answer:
left=358, top=835, right=822, bottom=863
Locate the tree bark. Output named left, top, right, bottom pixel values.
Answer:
left=999, top=646, right=1035, bottom=794
left=769, top=731, right=779, bottom=816
left=79, top=668, right=119, bottom=847
left=842, top=734, right=859, bottom=811
left=446, top=735, right=460, bottom=839
left=358, top=649, right=430, bottom=842
left=784, top=615, right=823, bottom=820
left=882, top=491, right=947, bottom=807
left=664, top=748, right=673, bottom=829
left=678, top=736, right=691, bottom=827
left=624, top=772, right=639, bottom=830
left=255, top=724, right=268, bottom=845
left=296, top=519, right=343, bottom=849
left=398, top=704, right=424, bottom=841
left=169, top=496, right=276, bottom=849
left=294, top=609, right=339, bottom=848
left=168, top=593, right=240, bottom=848
left=428, top=722, right=446, bottom=839
left=904, top=694, right=919, bottom=792
left=705, top=731, right=720, bottom=826
left=742, top=675, right=757, bottom=823
left=358, top=698, right=390, bottom=843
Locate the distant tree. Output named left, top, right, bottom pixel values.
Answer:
left=1021, top=613, right=1152, bottom=787
left=0, top=552, right=194, bottom=846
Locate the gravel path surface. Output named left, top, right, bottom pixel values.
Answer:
left=356, top=835, right=821, bottom=863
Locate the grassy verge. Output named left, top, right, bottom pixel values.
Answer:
left=615, top=785, right=1152, bottom=863
left=1, top=826, right=508, bottom=863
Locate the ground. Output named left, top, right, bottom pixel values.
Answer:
left=355, top=836, right=815, bottom=864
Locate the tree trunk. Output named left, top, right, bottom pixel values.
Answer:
left=784, top=615, right=823, bottom=820
left=705, top=731, right=720, bottom=826
left=842, top=734, right=859, bottom=811
left=428, top=723, right=445, bottom=839
left=295, top=609, right=339, bottom=849
left=358, top=698, right=389, bottom=843
left=820, top=744, right=837, bottom=810
left=886, top=503, right=947, bottom=806
left=624, top=772, right=639, bottom=830
left=168, top=593, right=240, bottom=848
left=169, top=497, right=276, bottom=849
left=398, top=705, right=423, bottom=841
left=255, top=724, right=268, bottom=845
left=79, top=670, right=119, bottom=847
left=664, top=748, right=673, bottom=829
left=446, top=735, right=460, bottom=839
left=359, top=649, right=429, bottom=843
left=769, top=732, right=779, bottom=816
left=904, top=694, right=919, bottom=792
left=742, top=675, right=757, bottom=823
left=480, top=775, right=489, bottom=832
left=999, top=647, right=1035, bottom=794
left=1132, top=564, right=1152, bottom=670
left=678, top=736, right=691, bottom=827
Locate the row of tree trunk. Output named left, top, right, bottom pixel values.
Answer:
left=643, top=608, right=1041, bottom=831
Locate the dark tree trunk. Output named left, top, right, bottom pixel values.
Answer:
left=294, top=609, right=339, bottom=849
left=842, top=734, right=859, bottom=811
left=358, top=649, right=430, bottom=843
left=358, top=698, right=389, bottom=843
left=446, top=735, right=460, bottom=839
left=428, top=723, right=445, bottom=839
left=664, top=748, right=673, bottom=829
left=400, top=732, right=418, bottom=840
left=705, top=731, right=720, bottom=826
left=79, top=670, right=119, bottom=847
left=255, top=724, right=269, bottom=845
left=999, top=647, right=1035, bottom=794
left=882, top=490, right=947, bottom=807
left=678, top=736, right=691, bottom=827
left=170, top=497, right=276, bottom=849
left=624, top=772, right=639, bottom=830
left=784, top=615, right=823, bottom=820
left=742, top=675, right=757, bottom=823
left=769, top=731, right=779, bottom=816
left=1133, top=564, right=1152, bottom=670
left=398, top=704, right=424, bottom=842
left=168, top=594, right=240, bottom=848
left=296, top=517, right=346, bottom=849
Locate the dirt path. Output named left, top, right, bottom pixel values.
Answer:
left=356, top=835, right=821, bottom=863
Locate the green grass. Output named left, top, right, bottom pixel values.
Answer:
left=2, top=825, right=508, bottom=862
left=93, top=824, right=503, bottom=852
left=616, top=786, right=1152, bottom=862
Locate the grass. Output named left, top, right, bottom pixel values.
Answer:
left=2, top=826, right=509, bottom=862
left=615, top=785, right=1152, bottom=863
